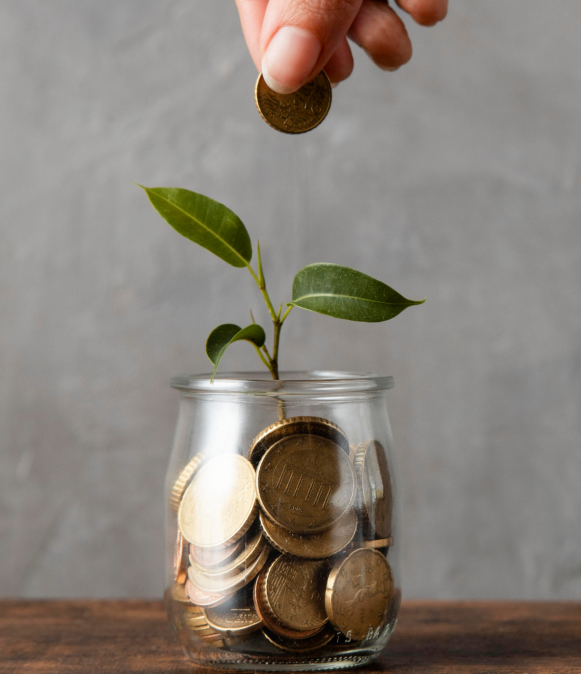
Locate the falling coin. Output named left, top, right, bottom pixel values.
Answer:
left=255, top=71, right=332, bottom=134
left=257, top=434, right=356, bottom=534
left=178, top=454, right=258, bottom=548
left=325, top=549, right=393, bottom=641
left=259, top=510, right=357, bottom=559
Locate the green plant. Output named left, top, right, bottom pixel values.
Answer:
left=140, top=187, right=424, bottom=380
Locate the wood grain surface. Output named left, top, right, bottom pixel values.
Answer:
left=0, top=600, right=579, bottom=673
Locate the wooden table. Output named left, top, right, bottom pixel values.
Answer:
left=1, top=600, right=579, bottom=673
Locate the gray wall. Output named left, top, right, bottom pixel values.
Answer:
left=1, top=0, right=580, bottom=599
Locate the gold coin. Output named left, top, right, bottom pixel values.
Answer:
left=178, top=455, right=258, bottom=548
left=257, top=434, right=356, bottom=534
left=362, top=537, right=393, bottom=550
left=185, top=579, right=234, bottom=608
left=170, top=452, right=207, bottom=514
left=249, top=416, right=349, bottom=467
left=262, top=555, right=328, bottom=633
left=325, top=549, right=393, bottom=641
left=253, top=565, right=326, bottom=641
left=262, top=625, right=335, bottom=653
left=190, top=526, right=264, bottom=581
left=188, top=544, right=270, bottom=596
left=174, top=531, right=189, bottom=585
left=204, top=588, right=263, bottom=636
left=254, top=71, right=332, bottom=134
left=353, top=441, right=392, bottom=539
left=190, top=536, right=245, bottom=569
left=259, top=510, right=357, bottom=559
left=185, top=613, right=209, bottom=628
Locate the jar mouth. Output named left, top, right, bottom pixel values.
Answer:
left=170, top=371, right=394, bottom=395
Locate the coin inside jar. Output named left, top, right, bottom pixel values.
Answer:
left=257, top=434, right=356, bottom=534
left=189, top=527, right=264, bottom=580
left=178, top=454, right=258, bottom=548
left=186, top=579, right=233, bottom=608
left=353, top=440, right=393, bottom=539
left=174, top=530, right=189, bottom=584
left=259, top=510, right=357, bottom=559
left=254, top=71, right=332, bottom=134
left=170, top=452, right=207, bottom=514
left=325, top=549, right=393, bottom=641
left=262, top=555, right=328, bottom=633
left=204, top=587, right=263, bottom=636
left=254, top=565, right=326, bottom=641
left=249, top=416, right=349, bottom=467
left=188, top=543, right=270, bottom=596
left=262, top=625, right=335, bottom=653
left=190, top=535, right=246, bottom=569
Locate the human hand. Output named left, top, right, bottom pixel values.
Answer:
left=235, top=0, right=447, bottom=93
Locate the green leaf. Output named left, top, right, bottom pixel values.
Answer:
left=138, top=186, right=251, bottom=268
left=290, top=263, right=425, bottom=322
left=206, top=323, right=266, bottom=381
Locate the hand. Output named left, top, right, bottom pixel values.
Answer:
left=235, top=0, right=447, bottom=93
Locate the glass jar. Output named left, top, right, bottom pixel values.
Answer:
left=164, top=371, right=401, bottom=671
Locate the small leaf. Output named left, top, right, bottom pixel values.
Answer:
left=290, top=263, right=425, bottom=322
left=139, top=186, right=251, bottom=268
left=206, top=323, right=266, bottom=380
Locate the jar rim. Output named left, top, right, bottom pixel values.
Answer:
left=170, top=370, right=394, bottom=394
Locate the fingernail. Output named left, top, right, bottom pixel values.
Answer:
left=379, top=65, right=399, bottom=72
left=331, top=82, right=340, bottom=89
left=262, top=26, right=322, bottom=94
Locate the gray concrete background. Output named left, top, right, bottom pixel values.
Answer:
left=1, top=1, right=580, bottom=599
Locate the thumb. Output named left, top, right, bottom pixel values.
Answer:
left=260, top=0, right=362, bottom=94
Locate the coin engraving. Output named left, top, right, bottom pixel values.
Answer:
left=255, top=72, right=332, bottom=134
left=260, top=510, right=357, bottom=559
left=178, top=455, right=258, bottom=548
left=257, top=434, right=356, bottom=533
left=325, top=549, right=393, bottom=640
left=264, top=555, right=328, bottom=632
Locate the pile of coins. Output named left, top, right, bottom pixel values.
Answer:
left=167, top=416, right=397, bottom=655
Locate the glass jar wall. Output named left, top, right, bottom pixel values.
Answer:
left=164, top=372, right=401, bottom=671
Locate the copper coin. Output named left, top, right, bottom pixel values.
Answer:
left=325, top=549, right=393, bottom=640
left=253, top=566, right=325, bottom=640
left=188, top=544, right=270, bottom=596
left=169, top=581, right=196, bottom=606
left=249, top=416, right=349, bottom=467
left=259, top=510, right=357, bottom=559
left=254, top=71, right=332, bottom=134
left=190, top=537, right=245, bottom=569
left=353, top=441, right=392, bottom=539
left=185, top=579, right=233, bottom=608
left=262, top=555, right=328, bottom=633
left=204, top=588, right=263, bottom=636
left=170, top=452, right=207, bottom=514
left=362, top=537, right=393, bottom=550
left=262, top=625, right=335, bottom=653
left=189, top=527, right=263, bottom=581
left=257, top=434, right=356, bottom=534
left=178, top=455, right=258, bottom=548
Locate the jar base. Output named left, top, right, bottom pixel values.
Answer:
left=181, top=646, right=381, bottom=671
